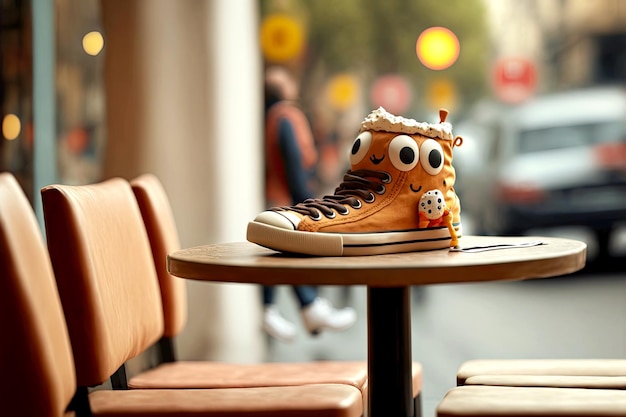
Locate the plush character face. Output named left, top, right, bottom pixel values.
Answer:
left=348, top=130, right=456, bottom=206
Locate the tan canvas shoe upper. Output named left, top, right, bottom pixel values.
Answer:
left=248, top=107, right=463, bottom=256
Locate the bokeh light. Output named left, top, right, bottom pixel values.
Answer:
left=325, top=73, right=359, bottom=111
left=2, top=114, right=21, bottom=140
left=260, top=14, right=304, bottom=63
left=426, top=78, right=458, bottom=111
left=416, top=27, right=460, bottom=70
left=66, top=127, right=89, bottom=154
left=82, top=31, right=104, bottom=56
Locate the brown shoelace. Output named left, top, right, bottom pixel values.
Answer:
left=272, top=169, right=391, bottom=220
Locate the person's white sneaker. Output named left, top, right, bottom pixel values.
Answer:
left=301, top=297, right=357, bottom=335
left=263, top=305, right=297, bottom=342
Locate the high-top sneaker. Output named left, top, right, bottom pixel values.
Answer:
left=248, top=107, right=463, bottom=256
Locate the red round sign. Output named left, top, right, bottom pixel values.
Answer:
left=370, top=74, right=412, bottom=115
left=492, top=58, right=537, bottom=104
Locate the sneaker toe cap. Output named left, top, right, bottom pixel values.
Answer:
left=253, top=210, right=301, bottom=230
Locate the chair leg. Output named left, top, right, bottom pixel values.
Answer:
left=158, top=336, right=177, bottom=363
left=68, top=386, right=92, bottom=417
left=110, top=363, right=129, bottom=389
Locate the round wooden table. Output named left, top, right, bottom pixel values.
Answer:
left=168, top=235, right=586, bottom=417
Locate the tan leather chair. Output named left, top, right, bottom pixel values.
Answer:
left=457, top=358, right=626, bottom=388
left=129, top=173, right=423, bottom=416
left=41, top=177, right=363, bottom=417
left=0, top=172, right=78, bottom=416
left=437, top=385, right=626, bottom=417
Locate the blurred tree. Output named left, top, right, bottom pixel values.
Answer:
left=261, top=0, right=489, bottom=117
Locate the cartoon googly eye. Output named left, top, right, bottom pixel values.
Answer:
left=349, top=131, right=373, bottom=166
left=420, top=139, right=444, bottom=175
left=389, top=135, right=419, bottom=172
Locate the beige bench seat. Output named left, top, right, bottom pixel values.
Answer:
left=438, top=385, right=626, bottom=417
left=457, top=359, right=626, bottom=385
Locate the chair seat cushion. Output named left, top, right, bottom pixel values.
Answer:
left=128, top=361, right=369, bottom=391
left=437, top=385, right=626, bottom=417
left=90, top=384, right=362, bottom=417
left=457, top=359, right=626, bottom=385
left=129, top=360, right=423, bottom=396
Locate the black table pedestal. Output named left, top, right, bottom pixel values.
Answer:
left=368, top=286, right=413, bottom=417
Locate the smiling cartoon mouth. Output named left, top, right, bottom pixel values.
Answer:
left=410, top=184, right=422, bottom=193
left=369, top=154, right=385, bottom=165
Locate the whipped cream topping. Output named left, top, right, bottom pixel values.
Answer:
left=359, top=107, right=453, bottom=140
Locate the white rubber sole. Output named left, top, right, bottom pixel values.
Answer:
left=247, top=221, right=462, bottom=256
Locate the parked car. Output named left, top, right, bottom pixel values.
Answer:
left=455, top=86, right=626, bottom=257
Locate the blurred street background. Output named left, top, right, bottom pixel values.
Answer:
left=266, top=234, right=626, bottom=417
left=257, top=10, right=626, bottom=416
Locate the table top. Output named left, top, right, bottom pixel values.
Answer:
left=167, top=235, right=586, bottom=287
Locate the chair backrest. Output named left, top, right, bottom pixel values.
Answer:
left=130, top=174, right=187, bottom=338
left=0, top=173, right=77, bottom=416
left=41, top=177, right=164, bottom=387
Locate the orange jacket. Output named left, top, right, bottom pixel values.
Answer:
left=265, top=101, right=318, bottom=207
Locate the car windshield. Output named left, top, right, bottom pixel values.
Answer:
left=518, top=121, right=626, bottom=154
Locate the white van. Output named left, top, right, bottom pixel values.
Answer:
left=456, top=86, right=626, bottom=257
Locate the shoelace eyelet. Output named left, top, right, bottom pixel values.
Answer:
left=324, top=211, right=336, bottom=219
left=382, top=172, right=392, bottom=184
left=375, top=184, right=386, bottom=195
left=350, top=200, right=362, bottom=209
left=364, top=193, right=375, bottom=203
left=338, top=206, right=350, bottom=215
left=310, top=210, right=322, bottom=221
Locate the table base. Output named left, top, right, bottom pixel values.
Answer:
left=368, top=286, right=414, bottom=417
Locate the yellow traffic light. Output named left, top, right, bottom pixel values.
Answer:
left=416, top=27, right=460, bottom=71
